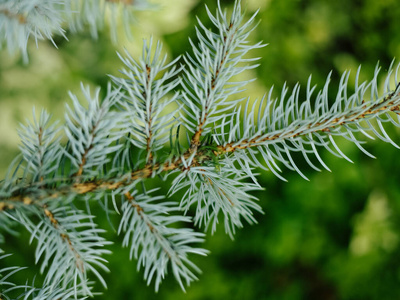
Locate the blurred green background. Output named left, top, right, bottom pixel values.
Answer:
left=1, top=0, right=400, bottom=299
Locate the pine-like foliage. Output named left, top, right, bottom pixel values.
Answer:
left=1, top=0, right=400, bottom=298
left=0, top=0, right=151, bottom=61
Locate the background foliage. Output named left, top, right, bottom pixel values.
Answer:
left=1, top=0, right=400, bottom=299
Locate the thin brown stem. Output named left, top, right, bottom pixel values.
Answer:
left=41, top=205, right=85, bottom=272
left=0, top=9, right=27, bottom=24
left=2, top=88, right=399, bottom=208
left=124, top=191, right=155, bottom=232
left=144, top=64, right=154, bottom=165
left=74, top=124, right=97, bottom=179
left=219, top=89, right=400, bottom=153
left=189, top=23, right=238, bottom=152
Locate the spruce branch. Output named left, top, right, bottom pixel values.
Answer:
left=64, top=83, right=124, bottom=180
left=170, top=159, right=263, bottom=239
left=180, top=0, right=265, bottom=153
left=118, top=189, right=207, bottom=291
left=0, top=252, right=28, bottom=299
left=0, top=250, right=93, bottom=300
left=0, top=0, right=151, bottom=61
left=17, top=109, right=62, bottom=183
left=110, top=38, right=181, bottom=166
left=4, top=204, right=111, bottom=298
left=0, top=0, right=66, bottom=61
left=1, top=0, right=400, bottom=297
left=215, top=63, right=400, bottom=180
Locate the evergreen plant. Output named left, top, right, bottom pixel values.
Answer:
left=1, top=1, right=400, bottom=299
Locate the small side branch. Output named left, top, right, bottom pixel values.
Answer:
left=41, top=205, right=85, bottom=273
